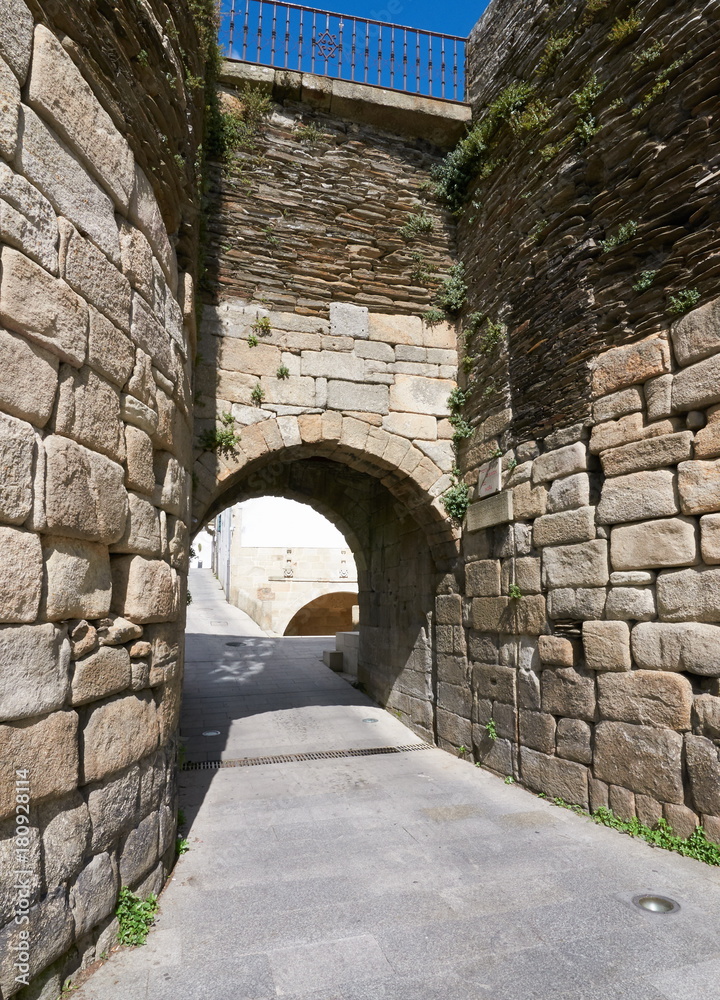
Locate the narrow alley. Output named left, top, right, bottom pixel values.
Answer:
left=74, top=570, right=720, bottom=1000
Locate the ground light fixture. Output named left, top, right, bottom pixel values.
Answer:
left=202, top=730, right=222, bottom=737
left=632, top=894, right=680, bottom=914
left=362, top=718, right=379, bottom=723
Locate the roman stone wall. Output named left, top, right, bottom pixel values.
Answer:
left=193, top=67, right=465, bottom=734
left=439, top=0, right=720, bottom=833
left=0, top=1, right=202, bottom=995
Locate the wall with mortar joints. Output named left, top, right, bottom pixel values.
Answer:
left=0, top=0, right=202, bottom=994
left=193, top=71, right=469, bottom=724
left=436, top=0, right=720, bottom=837
left=202, top=75, right=459, bottom=317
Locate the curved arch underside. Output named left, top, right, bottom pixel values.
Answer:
left=192, top=414, right=460, bottom=574
left=283, top=591, right=358, bottom=636
left=193, top=425, right=460, bottom=742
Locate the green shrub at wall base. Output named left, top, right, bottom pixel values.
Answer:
left=116, top=888, right=159, bottom=946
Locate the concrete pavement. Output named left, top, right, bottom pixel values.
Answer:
left=74, top=568, right=720, bottom=999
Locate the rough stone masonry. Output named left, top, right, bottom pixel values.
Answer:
left=0, top=1, right=203, bottom=995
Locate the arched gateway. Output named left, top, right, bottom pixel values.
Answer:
left=191, top=307, right=462, bottom=738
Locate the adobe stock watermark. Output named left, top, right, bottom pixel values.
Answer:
left=12, top=769, right=33, bottom=987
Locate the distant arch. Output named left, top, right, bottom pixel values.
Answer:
left=283, top=591, right=358, bottom=636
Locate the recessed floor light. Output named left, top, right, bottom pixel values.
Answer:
left=632, top=894, right=680, bottom=914
left=362, top=718, right=379, bottom=724
left=202, top=730, right=221, bottom=737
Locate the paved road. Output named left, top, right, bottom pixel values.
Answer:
left=75, top=569, right=720, bottom=1000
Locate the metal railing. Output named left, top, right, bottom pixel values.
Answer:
left=218, top=0, right=466, bottom=102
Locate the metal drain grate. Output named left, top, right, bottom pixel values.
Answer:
left=181, top=743, right=433, bottom=770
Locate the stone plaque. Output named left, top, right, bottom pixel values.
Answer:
left=466, top=491, right=514, bottom=532
left=477, top=457, right=502, bottom=498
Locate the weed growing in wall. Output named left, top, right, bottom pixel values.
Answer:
left=199, top=412, right=240, bottom=456
left=599, top=220, right=638, bottom=252
left=509, top=99, right=553, bottom=135
left=398, top=211, right=435, bottom=241
left=434, top=263, right=467, bottom=315
left=252, top=316, right=272, bottom=335
left=508, top=584, right=523, bottom=599
left=431, top=82, right=534, bottom=210
left=632, top=269, right=657, bottom=292
left=633, top=40, right=665, bottom=68
left=116, top=888, right=159, bottom=946
left=538, top=30, right=575, bottom=77
left=441, top=471, right=471, bottom=521
left=668, top=288, right=700, bottom=315
left=219, top=86, right=273, bottom=158
left=483, top=720, right=498, bottom=740
left=294, top=122, right=328, bottom=143
left=247, top=333, right=259, bottom=347
left=539, top=136, right=571, bottom=161
left=546, top=800, right=720, bottom=868
left=409, top=251, right=437, bottom=285
left=251, top=383, right=266, bottom=405
left=632, top=57, right=689, bottom=116
left=571, top=73, right=604, bottom=144
left=276, top=365, right=290, bottom=379
left=423, top=308, right=446, bottom=326
left=592, top=809, right=720, bottom=866
left=608, top=10, right=642, bottom=44
left=479, top=319, right=506, bottom=355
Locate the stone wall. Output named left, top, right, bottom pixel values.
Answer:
left=438, top=0, right=720, bottom=833
left=0, top=1, right=202, bottom=995
left=193, top=67, right=464, bottom=734
left=218, top=510, right=359, bottom=635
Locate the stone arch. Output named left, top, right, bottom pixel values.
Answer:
left=283, top=591, right=358, bottom=636
left=192, top=411, right=460, bottom=572
left=192, top=413, right=460, bottom=742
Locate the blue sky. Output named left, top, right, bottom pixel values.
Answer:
left=344, top=0, right=490, bottom=37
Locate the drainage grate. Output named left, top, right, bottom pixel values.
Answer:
left=181, top=743, right=433, bottom=770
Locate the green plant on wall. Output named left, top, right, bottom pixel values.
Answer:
left=434, top=263, right=467, bottom=315
left=570, top=73, right=603, bottom=144
left=633, top=40, right=665, bottom=68
left=199, top=412, right=240, bottom=456
left=607, top=10, right=642, bottom=43
left=409, top=250, right=437, bottom=285
left=116, top=888, right=159, bottom=946
left=251, top=382, right=265, bottom=405
left=599, top=220, right=638, bottom=252
left=668, top=288, right=700, bottom=315
left=423, top=307, right=446, bottom=326
left=537, top=30, right=575, bottom=76
left=632, top=57, right=689, bottom=116
left=479, top=319, right=506, bottom=355
left=294, top=121, right=328, bottom=143
left=431, top=82, right=534, bottom=210
left=398, top=211, right=435, bottom=241
left=252, top=316, right=272, bottom=335
left=441, top=470, right=471, bottom=521
left=632, top=269, right=657, bottom=292
left=447, top=387, right=469, bottom=412
left=218, top=85, right=272, bottom=160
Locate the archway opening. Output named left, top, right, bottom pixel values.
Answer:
left=284, top=591, right=358, bottom=636
left=212, top=496, right=359, bottom=637
left=194, top=448, right=459, bottom=743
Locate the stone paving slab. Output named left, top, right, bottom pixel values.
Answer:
left=73, top=568, right=720, bottom=1000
